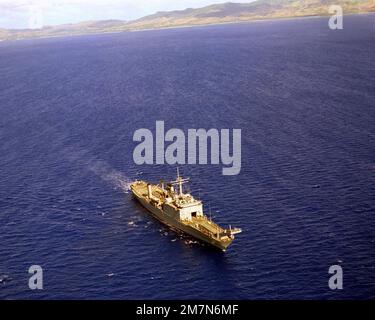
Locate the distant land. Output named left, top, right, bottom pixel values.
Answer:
left=1, top=0, right=375, bottom=41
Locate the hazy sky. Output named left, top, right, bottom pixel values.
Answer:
left=0, top=0, right=254, bottom=29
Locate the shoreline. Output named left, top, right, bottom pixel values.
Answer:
left=1, top=12, right=374, bottom=43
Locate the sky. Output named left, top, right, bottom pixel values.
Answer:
left=0, top=0, right=254, bottom=29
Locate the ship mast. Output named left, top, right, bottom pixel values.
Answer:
left=177, top=167, right=181, bottom=194
left=170, top=168, right=189, bottom=196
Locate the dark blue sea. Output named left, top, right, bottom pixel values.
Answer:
left=0, top=15, right=374, bottom=300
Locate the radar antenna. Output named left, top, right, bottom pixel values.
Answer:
left=170, top=167, right=190, bottom=195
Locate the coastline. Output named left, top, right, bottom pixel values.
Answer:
left=1, top=11, right=374, bottom=43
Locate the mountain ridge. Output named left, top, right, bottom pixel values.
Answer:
left=1, top=0, right=375, bottom=41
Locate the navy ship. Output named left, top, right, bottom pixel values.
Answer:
left=131, top=170, right=242, bottom=251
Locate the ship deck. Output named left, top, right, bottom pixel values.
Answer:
left=132, top=181, right=225, bottom=232
left=132, top=181, right=165, bottom=198
left=184, top=216, right=224, bottom=234
left=131, top=180, right=234, bottom=247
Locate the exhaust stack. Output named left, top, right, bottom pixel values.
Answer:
left=147, top=184, right=152, bottom=198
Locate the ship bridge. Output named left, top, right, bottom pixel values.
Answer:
left=166, top=170, right=204, bottom=221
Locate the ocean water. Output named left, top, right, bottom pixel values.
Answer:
left=0, top=15, right=374, bottom=300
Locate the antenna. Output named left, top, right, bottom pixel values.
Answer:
left=170, top=167, right=189, bottom=196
